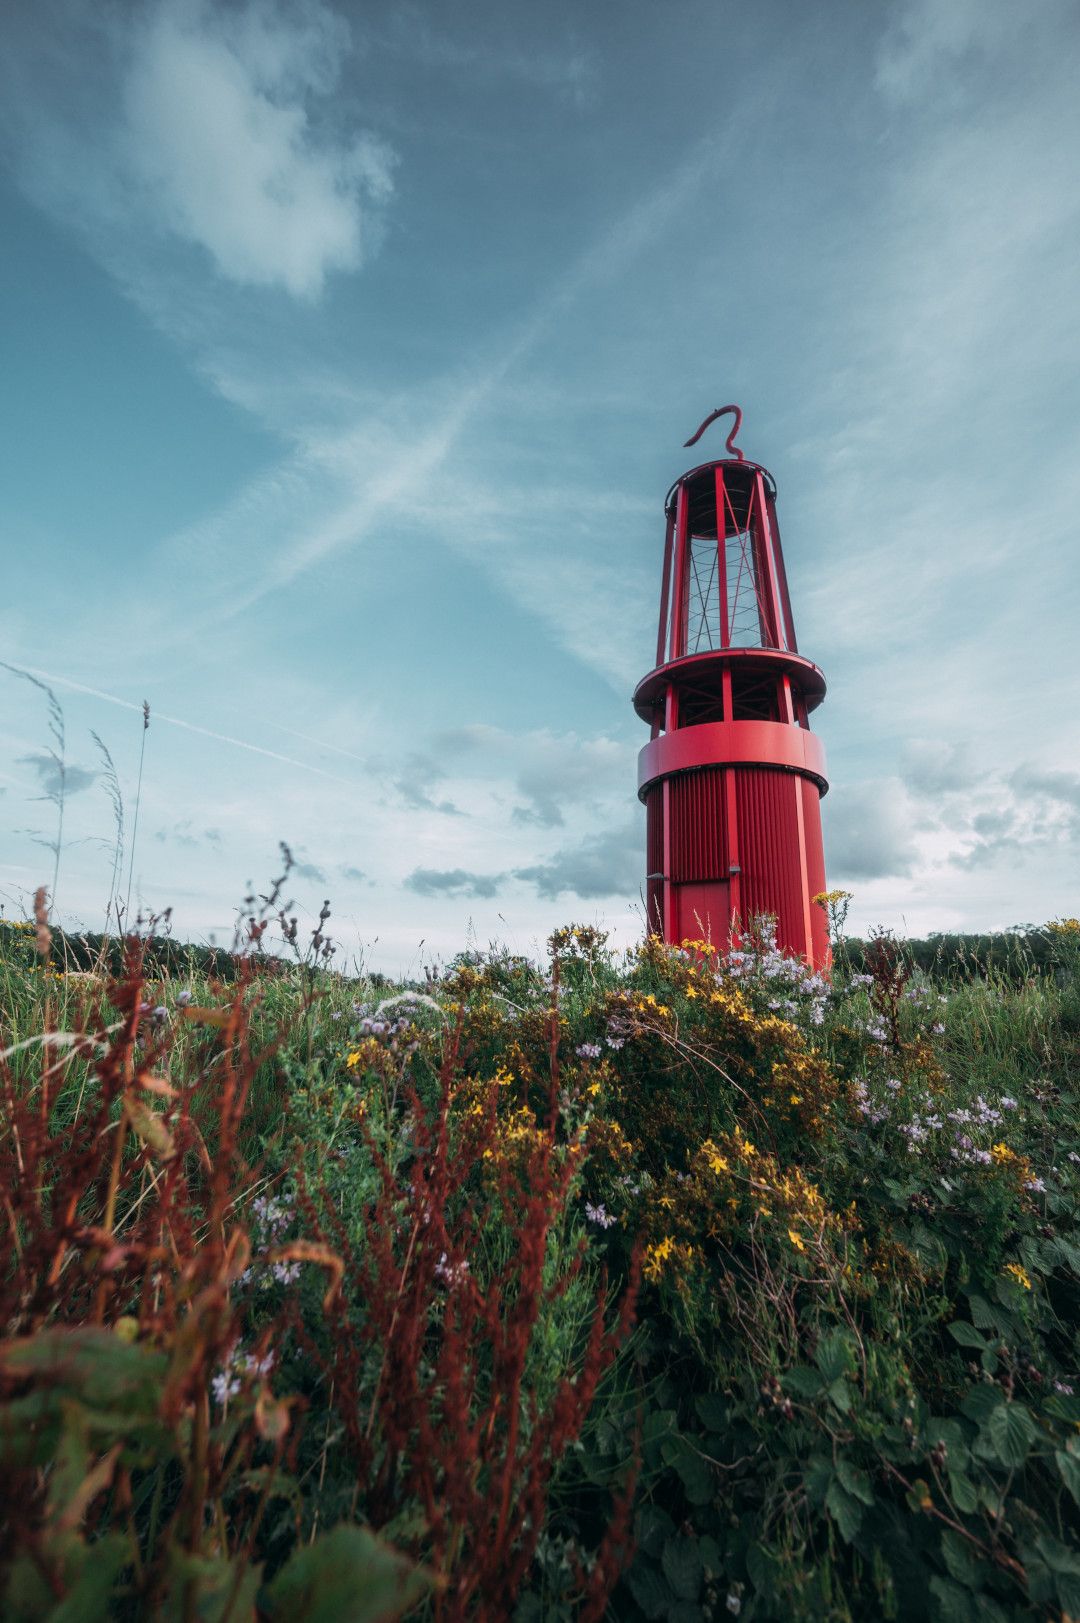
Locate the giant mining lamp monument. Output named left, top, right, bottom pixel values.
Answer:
left=634, top=404, right=830, bottom=966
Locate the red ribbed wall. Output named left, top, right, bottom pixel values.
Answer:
left=668, top=769, right=726, bottom=880
left=736, top=768, right=804, bottom=948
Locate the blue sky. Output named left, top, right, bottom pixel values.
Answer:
left=1, top=0, right=1078, bottom=969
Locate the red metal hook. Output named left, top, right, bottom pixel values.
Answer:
left=683, top=403, right=745, bottom=461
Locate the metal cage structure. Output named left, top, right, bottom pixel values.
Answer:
left=634, top=405, right=830, bottom=965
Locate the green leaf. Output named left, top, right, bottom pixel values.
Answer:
left=960, top=1383, right=1004, bottom=1424
left=262, top=1525, right=429, bottom=1623
left=693, top=1393, right=727, bottom=1432
left=836, top=1459, right=874, bottom=1505
left=947, top=1322, right=987, bottom=1351
left=626, top=1558, right=672, bottom=1620
left=925, top=1417, right=970, bottom=1469
left=1055, top=1448, right=1080, bottom=1508
left=669, top=1439, right=713, bottom=1506
left=161, top=1550, right=262, bottom=1622
left=661, top=1536, right=702, bottom=1602
left=985, top=1402, right=1035, bottom=1469
left=667, top=1604, right=703, bottom=1623
left=815, top=1331, right=855, bottom=1384
left=929, top=1575, right=978, bottom=1623
left=745, top=1542, right=779, bottom=1597
left=635, top=1506, right=676, bottom=1560
left=3, top=1535, right=130, bottom=1623
left=782, top=1365, right=824, bottom=1399
left=802, top=1455, right=834, bottom=1508
left=947, top=1469, right=979, bottom=1514
left=643, top=1408, right=678, bottom=1465
left=940, top=1531, right=985, bottom=1591
left=825, top=1480, right=864, bottom=1544
left=828, top=1377, right=853, bottom=1414
left=0, top=1328, right=167, bottom=1415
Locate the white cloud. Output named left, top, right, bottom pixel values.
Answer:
left=122, top=0, right=393, bottom=297
left=1, top=0, right=393, bottom=301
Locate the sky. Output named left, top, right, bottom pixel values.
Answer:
left=1, top=0, right=1078, bottom=971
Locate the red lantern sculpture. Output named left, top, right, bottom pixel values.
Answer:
left=635, top=405, right=829, bottom=966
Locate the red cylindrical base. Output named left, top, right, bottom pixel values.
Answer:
left=640, top=733, right=829, bottom=967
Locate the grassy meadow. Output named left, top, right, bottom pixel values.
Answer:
left=2, top=893, right=1080, bottom=1622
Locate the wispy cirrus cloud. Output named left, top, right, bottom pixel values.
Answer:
left=2, top=0, right=394, bottom=300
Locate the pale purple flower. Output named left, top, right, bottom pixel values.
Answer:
left=211, top=1370, right=241, bottom=1405
left=434, top=1252, right=470, bottom=1288
left=576, top=1042, right=602, bottom=1060
left=585, top=1201, right=616, bottom=1229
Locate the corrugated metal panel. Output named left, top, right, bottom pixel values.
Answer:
left=736, top=769, right=803, bottom=946
left=801, top=777, right=829, bottom=963
left=645, top=787, right=664, bottom=931
left=669, top=768, right=726, bottom=882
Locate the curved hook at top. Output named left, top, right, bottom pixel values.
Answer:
left=683, top=403, right=744, bottom=460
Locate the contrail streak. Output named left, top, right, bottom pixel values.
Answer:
left=13, top=666, right=355, bottom=785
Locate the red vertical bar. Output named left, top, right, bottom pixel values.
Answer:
left=662, top=777, right=674, bottom=941
left=779, top=674, right=795, bottom=723
left=669, top=482, right=689, bottom=661
left=714, top=465, right=729, bottom=650
left=752, top=471, right=783, bottom=648
left=724, top=765, right=740, bottom=940
left=792, top=773, right=815, bottom=963
left=655, top=508, right=675, bottom=667
left=765, top=489, right=799, bottom=653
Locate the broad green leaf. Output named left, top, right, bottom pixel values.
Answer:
left=782, top=1365, right=824, bottom=1400
left=661, top=1536, right=702, bottom=1602
left=1055, top=1448, right=1080, bottom=1508
left=745, top=1542, right=779, bottom=1597
left=825, top=1480, right=864, bottom=1543
left=929, top=1575, right=978, bottom=1623
left=162, top=1549, right=262, bottom=1622
left=802, top=1455, right=834, bottom=1507
left=985, top=1402, right=1035, bottom=1469
left=947, top=1469, right=979, bottom=1514
left=836, top=1459, right=874, bottom=1505
left=946, top=1322, right=987, bottom=1351
left=0, top=1328, right=167, bottom=1414
left=635, top=1506, right=676, bottom=1560
left=668, top=1604, right=704, bottom=1623
left=693, top=1393, right=727, bottom=1432
left=669, top=1439, right=713, bottom=1505
left=828, top=1377, right=853, bottom=1413
left=960, top=1383, right=1004, bottom=1424
left=940, top=1530, right=985, bottom=1591
left=262, top=1526, right=429, bottom=1623
left=625, top=1559, right=672, bottom=1620
left=815, top=1331, right=855, bottom=1384
left=925, top=1417, right=970, bottom=1469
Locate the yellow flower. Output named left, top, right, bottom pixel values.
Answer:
left=345, top=1050, right=361, bottom=1069
left=787, top=1227, right=806, bottom=1251
left=1004, top=1262, right=1032, bottom=1291
left=643, top=1236, right=676, bottom=1281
